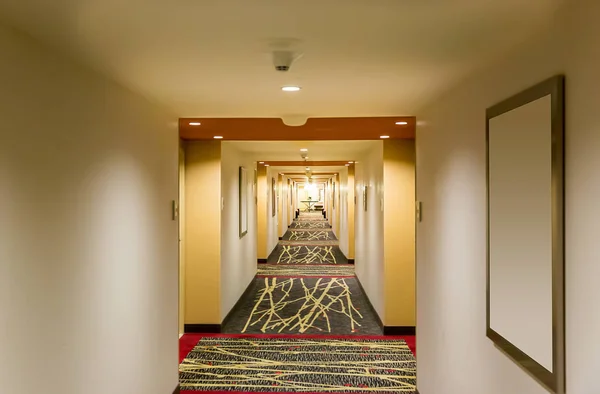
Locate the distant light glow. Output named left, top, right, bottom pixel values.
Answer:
left=189, top=122, right=201, bottom=126
left=214, top=136, right=223, bottom=139
left=282, top=86, right=301, bottom=92
left=380, top=135, right=390, bottom=139
left=395, top=121, right=408, bottom=125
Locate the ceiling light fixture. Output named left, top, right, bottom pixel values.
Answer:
left=300, top=148, right=308, bottom=152
left=395, top=121, right=408, bottom=125
left=282, top=86, right=301, bottom=92
left=264, top=164, right=270, bottom=167
left=345, top=164, right=350, bottom=166
left=380, top=135, right=390, bottom=139
left=259, top=161, right=264, bottom=164
left=189, top=122, right=201, bottom=126
left=348, top=161, right=354, bottom=164
left=214, top=136, right=223, bottom=139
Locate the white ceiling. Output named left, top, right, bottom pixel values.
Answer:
left=0, top=0, right=562, bottom=117
left=227, top=140, right=379, bottom=161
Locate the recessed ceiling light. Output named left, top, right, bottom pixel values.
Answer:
left=306, top=167, right=310, bottom=170
left=348, top=161, right=354, bottom=164
left=395, top=121, right=408, bottom=125
left=345, top=164, right=350, bottom=166
left=264, top=164, right=270, bottom=167
left=380, top=135, right=390, bottom=139
left=259, top=161, right=264, bottom=164
left=300, top=148, right=308, bottom=152
left=282, top=86, right=301, bottom=92
left=214, top=136, right=223, bottom=139
left=189, top=122, right=201, bottom=126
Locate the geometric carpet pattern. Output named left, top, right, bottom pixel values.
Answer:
left=179, top=337, right=417, bottom=392
left=267, top=244, right=347, bottom=265
left=221, top=276, right=382, bottom=335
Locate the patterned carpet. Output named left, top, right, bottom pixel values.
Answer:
left=258, top=264, right=355, bottom=277
left=267, top=244, right=348, bottom=265
left=221, top=276, right=382, bottom=335
left=180, top=337, right=416, bottom=393
left=289, top=221, right=331, bottom=229
left=282, top=229, right=337, bottom=241
left=179, top=212, right=416, bottom=392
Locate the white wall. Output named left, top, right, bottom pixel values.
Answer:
left=0, top=22, right=178, bottom=394
left=354, top=142, right=384, bottom=317
left=266, top=168, right=279, bottom=255
left=416, top=2, right=600, bottom=393
left=338, top=169, right=350, bottom=256
left=220, top=143, right=257, bottom=320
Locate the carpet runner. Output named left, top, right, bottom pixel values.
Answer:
left=180, top=212, right=416, bottom=393
left=179, top=336, right=416, bottom=393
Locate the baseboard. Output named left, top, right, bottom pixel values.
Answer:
left=184, top=324, right=221, bottom=333
left=383, top=326, right=416, bottom=336
left=354, top=276, right=384, bottom=330
left=172, top=384, right=180, bottom=394
left=222, top=276, right=256, bottom=328
left=348, top=259, right=355, bottom=264
left=257, top=258, right=267, bottom=263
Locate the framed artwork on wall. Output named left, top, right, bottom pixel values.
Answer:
left=239, top=166, right=248, bottom=238
left=363, top=185, right=368, bottom=211
left=271, top=177, right=276, bottom=217
left=486, top=75, right=565, bottom=394
left=332, top=181, right=336, bottom=209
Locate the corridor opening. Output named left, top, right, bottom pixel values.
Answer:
left=178, top=118, right=417, bottom=393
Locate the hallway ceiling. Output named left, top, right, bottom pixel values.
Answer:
left=0, top=0, right=561, bottom=117
left=228, top=141, right=379, bottom=161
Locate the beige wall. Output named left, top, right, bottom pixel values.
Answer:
left=277, top=174, right=285, bottom=237
left=348, top=165, right=356, bottom=259
left=0, top=22, right=179, bottom=394
left=354, top=143, right=385, bottom=317
left=334, top=174, right=341, bottom=237
left=383, top=139, right=416, bottom=326
left=178, top=144, right=186, bottom=336
left=265, top=168, right=279, bottom=255
left=416, top=3, right=600, bottom=393
left=256, top=165, right=268, bottom=259
left=220, top=143, right=257, bottom=320
left=184, top=141, right=221, bottom=324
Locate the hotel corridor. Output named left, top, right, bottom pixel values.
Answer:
left=178, top=211, right=417, bottom=393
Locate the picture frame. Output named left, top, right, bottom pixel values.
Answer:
left=239, top=166, right=248, bottom=238
left=271, top=177, right=277, bottom=217
left=332, top=181, right=336, bottom=209
left=363, top=185, right=368, bottom=211
left=486, top=75, right=565, bottom=393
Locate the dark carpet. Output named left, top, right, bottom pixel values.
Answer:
left=289, top=221, right=331, bottom=229
left=258, top=264, right=355, bottom=277
left=221, top=276, right=382, bottom=335
left=282, top=229, right=337, bottom=241
left=179, top=336, right=416, bottom=393
left=267, top=244, right=348, bottom=265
